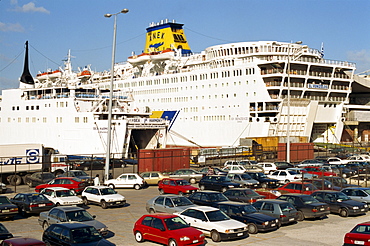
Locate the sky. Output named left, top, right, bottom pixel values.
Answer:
left=1, top=0, right=370, bottom=92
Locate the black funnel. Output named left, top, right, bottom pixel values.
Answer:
left=20, top=41, right=34, bottom=84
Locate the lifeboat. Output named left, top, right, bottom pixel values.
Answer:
left=36, top=69, right=61, bottom=81
left=77, top=70, right=92, bottom=79
left=127, top=53, right=151, bottom=65
left=36, top=71, right=48, bottom=81
left=151, top=49, right=175, bottom=62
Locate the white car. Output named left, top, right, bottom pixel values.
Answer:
left=256, top=162, right=277, bottom=174
left=40, top=187, right=83, bottom=206
left=175, top=206, right=248, bottom=242
left=267, top=170, right=302, bottom=184
left=81, top=186, right=126, bottom=209
left=222, top=165, right=247, bottom=174
left=104, top=173, right=145, bottom=190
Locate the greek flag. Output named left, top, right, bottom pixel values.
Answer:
left=320, top=42, right=324, bottom=58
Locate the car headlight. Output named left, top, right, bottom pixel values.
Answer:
left=262, top=221, right=269, bottom=226
left=224, top=229, right=231, bottom=233
left=180, top=236, right=190, bottom=241
left=228, top=185, right=234, bottom=188
left=364, top=204, right=368, bottom=208
left=199, top=233, right=205, bottom=238
left=353, top=206, right=359, bottom=209
left=185, top=190, right=190, bottom=193
left=275, top=219, right=279, bottom=223
left=99, top=227, right=108, bottom=232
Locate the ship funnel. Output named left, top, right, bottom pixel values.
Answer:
left=19, top=41, right=35, bottom=88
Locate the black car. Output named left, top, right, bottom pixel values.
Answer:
left=198, top=175, right=241, bottom=192
left=10, top=193, right=54, bottom=217
left=62, top=170, right=93, bottom=184
left=311, top=190, right=369, bottom=217
left=323, top=176, right=359, bottom=188
left=24, top=172, right=55, bottom=188
left=0, top=196, right=18, bottom=220
left=0, top=223, right=13, bottom=240
left=42, top=223, right=115, bottom=246
left=217, top=201, right=279, bottom=234
left=245, top=172, right=279, bottom=188
left=274, top=161, right=294, bottom=170
left=188, top=190, right=229, bottom=207
left=223, top=188, right=265, bottom=203
left=71, top=160, right=105, bottom=171
left=277, top=194, right=330, bottom=220
left=304, top=179, right=341, bottom=191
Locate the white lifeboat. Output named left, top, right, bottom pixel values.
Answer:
left=127, top=53, right=151, bottom=65
left=36, top=71, right=48, bottom=81
left=150, top=49, right=175, bottom=62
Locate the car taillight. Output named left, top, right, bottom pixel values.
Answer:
left=46, top=203, right=53, bottom=206
left=312, top=208, right=318, bottom=212
left=280, top=215, right=286, bottom=218
left=10, top=208, right=18, bottom=212
left=29, top=204, right=38, bottom=208
left=250, top=198, right=256, bottom=203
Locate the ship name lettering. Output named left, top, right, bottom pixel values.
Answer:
left=149, top=32, right=165, bottom=41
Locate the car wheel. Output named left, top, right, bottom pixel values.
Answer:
left=297, top=211, right=305, bottom=221
left=178, top=191, right=184, bottom=196
left=149, top=208, right=155, bottom=214
left=134, top=231, right=144, bottom=243
left=277, top=220, right=282, bottom=228
left=199, top=185, right=205, bottom=191
left=221, top=187, right=228, bottom=192
left=168, top=239, right=177, bottom=246
left=211, top=230, right=221, bottom=242
left=159, top=189, right=164, bottom=195
left=101, top=200, right=108, bottom=209
left=108, top=184, right=115, bottom=189
left=134, top=184, right=141, bottom=190
left=247, top=223, right=258, bottom=234
left=82, top=197, right=88, bottom=206
left=189, top=178, right=196, bottom=184
left=56, top=202, right=60, bottom=207
left=339, top=208, right=349, bottom=217
left=43, top=221, right=49, bottom=231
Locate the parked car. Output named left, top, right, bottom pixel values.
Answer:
left=198, top=167, right=228, bottom=176
left=24, top=172, right=55, bottom=188
left=133, top=213, right=205, bottom=246
left=341, top=187, right=370, bottom=204
left=104, top=173, right=145, bottom=190
left=1, top=238, right=46, bottom=246
left=252, top=199, right=299, bottom=226
left=304, top=178, right=341, bottom=191
left=256, top=162, right=277, bottom=174
left=81, top=186, right=126, bottom=209
left=176, top=206, right=248, bottom=242
left=62, top=170, right=92, bottom=184
left=158, top=178, right=198, bottom=195
left=40, top=187, right=83, bottom=206
left=226, top=173, right=259, bottom=188
left=323, top=176, right=358, bottom=188
left=38, top=206, right=108, bottom=235
left=267, top=170, right=302, bottom=184
left=198, top=175, right=241, bottom=192
left=70, top=160, right=105, bottom=171
left=297, top=159, right=324, bottom=167
left=223, top=188, right=265, bottom=203
left=140, top=171, right=169, bottom=185
left=274, top=161, right=294, bottom=170
left=10, top=193, right=54, bottom=217
left=0, top=196, right=18, bottom=220
left=222, top=165, right=248, bottom=174
left=0, top=223, right=13, bottom=240
left=301, top=166, right=337, bottom=177
left=188, top=190, right=229, bottom=207
left=277, top=193, right=330, bottom=220
left=217, top=201, right=279, bottom=234
left=286, top=167, right=318, bottom=179
left=277, top=181, right=319, bottom=195
left=34, top=177, right=86, bottom=194
left=169, top=169, right=204, bottom=184
left=42, top=223, right=115, bottom=246
left=146, top=195, right=196, bottom=214
left=311, top=190, right=369, bottom=217
left=245, top=172, right=279, bottom=188
left=343, top=222, right=370, bottom=246
left=324, top=164, right=354, bottom=178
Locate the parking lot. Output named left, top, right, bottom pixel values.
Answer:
left=0, top=182, right=368, bottom=246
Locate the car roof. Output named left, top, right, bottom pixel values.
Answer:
left=162, top=178, right=186, bottom=181
left=194, top=190, right=221, bottom=194
left=155, top=194, right=184, bottom=198
left=3, top=237, right=45, bottom=244
left=43, top=187, right=70, bottom=191
left=143, top=213, right=177, bottom=219
left=186, top=206, right=218, bottom=212
left=312, top=190, right=341, bottom=193
left=51, top=222, right=94, bottom=229
left=217, top=201, right=250, bottom=206
left=256, top=199, right=290, bottom=204
left=279, top=193, right=311, bottom=197
left=51, top=206, right=84, bottom=212
left=342, top=187, right=370, bottom=190
left=85, top=185, right=111, bottom=189
left=226, top=188, right=253, bottom=191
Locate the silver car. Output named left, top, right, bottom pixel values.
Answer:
left=226, top=173, right=259, bottom=188
left=341, top=187, right=370, bottom=204
left=146, top=195, right=196, bottom=214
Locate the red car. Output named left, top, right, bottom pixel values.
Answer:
left=158, top=178, right=198, bottom=195
left=303, top=166, right=337, bottom=177
left=277, top=181, right=319, bottom=195
left=1, top=237, right=46, bottom=246
left=35, top=177, right=86, bottom=194
left=133, top=213, right=205, bottom=246
left=344, top=221, right=370, bottom=246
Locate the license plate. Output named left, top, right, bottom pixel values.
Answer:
left=361, top=209, right=365, bottom=211
left=289, top=218, right=294, bottom=221
left=320, top=208, right=324, bottom=211
left=116, top=202, right=121, bottom=204
left=192, top=240, right=198, bottom=243
left=271, top=224, right=276, bottom=227
left=354, top=240, right=364, bottom=245
left=237, top=232, right=243, bottom=236
left=2, top=210, right=9, bottom=213
left=38, top=204, right=45, bottom=207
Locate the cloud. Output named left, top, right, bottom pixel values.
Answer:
left=347, top=50, right=370, bottom=74
left=12, top=2, right=50, bottom=14
left=0, top=22, right=25, bottom=32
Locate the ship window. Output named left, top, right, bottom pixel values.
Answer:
left=83, top=117, right=88, bottom=123
left=18, top=117, right=21, bottom=123
left=26, top=106, right=29, bottom=110
left=75, top=117, right=79, bottom=123
left=36, top=106, right=39, bottom=110
left=32, top=117, right=36, bottom=123
left=26, top=117, right=29, bottom=123
left=12, top=106, right=15, bottom=111
left=31, top=106, right=34, bottom=110
left=43, top=117, right=47, bottom=123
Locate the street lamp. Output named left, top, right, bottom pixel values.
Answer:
left=104, top=8, right=129, bottom=181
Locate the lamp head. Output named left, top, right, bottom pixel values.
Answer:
left=121, top=8, right=129, bottom=14
left=104, top=14, right=112, bottom=18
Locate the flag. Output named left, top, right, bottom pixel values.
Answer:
left=320, top=42, right=324, bottom=58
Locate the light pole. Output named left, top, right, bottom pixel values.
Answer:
left=104, top=8, right=129, bottom=181
left=286, top=41, right=302, bottom=163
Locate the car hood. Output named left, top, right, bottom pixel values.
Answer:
left=99, top=194, right=125, bottom=201
left=338, top=199, right=367, bottom=207
left=55, top=196, right=82, bottom=203
left=207, top=219, right=247, bottom=230
left=71, top=219, right=106, bottom=230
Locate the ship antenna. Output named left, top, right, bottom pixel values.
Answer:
left=20, top=41, right=34, bottom=86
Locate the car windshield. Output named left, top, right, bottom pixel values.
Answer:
left=288, top=171, right=299, bottom=175
left=176, top=180, right=191, bottom=186
left=217, top=176, right=231, bottom=182
left=240, top=174, right=252, bottom=180
left=164, top=217, right=189, bottom=230
left=27, top=194, right=49, bottom=203
left=363, top=189, right=370, bottom=195
left=240, top=205, right=257, bottom=214
left=66, top=210, right=94, bottom=222
left=206, top=210, right=230, bottom=222
left=41, top=173, right=54, bottom=179
left=171, top=197, right=193, bottom=206
left=0, top=197, right=10, bottom=204
left=55, top=190, right=75, bottom=197
left=208, top=193, right=228, bottom=202
left=71, top=227, right=102, bottom=243
left=301, top=195, right=320, bottom=204
left=334, top=192, right=350, bottom=201
left=243, top=189, right=260, bottom=197
left=100, top=188, right=116, bottom=195
left=72, top=171, right=88, bottom=176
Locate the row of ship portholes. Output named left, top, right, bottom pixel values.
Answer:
left=249, top=117, right=279, bottom=122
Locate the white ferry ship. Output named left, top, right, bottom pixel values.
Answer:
left=0, top=42, right=169, bottom=157
left=31, top=20, right=370, bottom=148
